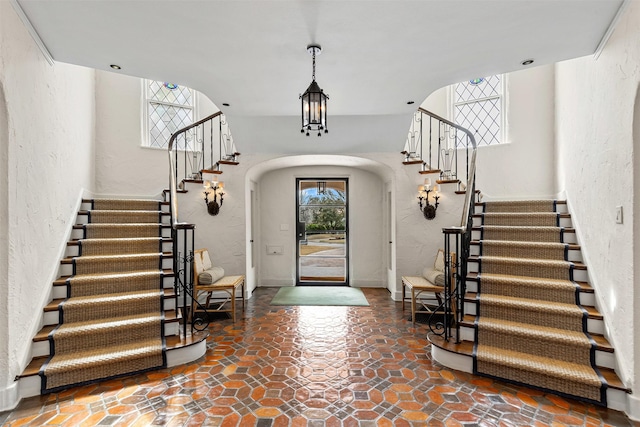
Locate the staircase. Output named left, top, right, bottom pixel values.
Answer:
left=17, top=198, right=207, bottom=398
left=429, top=199, right=629, bottom=410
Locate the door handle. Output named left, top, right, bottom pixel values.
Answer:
left=250, top=240, right=254, bottom=243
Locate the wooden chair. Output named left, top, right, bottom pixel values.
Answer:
left=191, top=249, right=245, bottom=323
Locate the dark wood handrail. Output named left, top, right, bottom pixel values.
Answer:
left=417, top=107, right=477, bottom=229
left=167, top=111, right=223, bottom=229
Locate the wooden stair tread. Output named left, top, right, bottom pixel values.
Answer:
left=460, top=314, right=612, bottom=350
left=402, top=160, right=424, bottom=165
left=464, top=293, right=601, bottom=318
left=456, top=189, right=481, bottom=195
left=162, top=188, right=189, bottom=194
left=42, top=308, right=180, bottom=323
left=472, top=226, right=576, bottom=233
left=77, top=210, right=169, bottom=215
left=470, top=240, right=580, bottom=251
left=200, top=169, right=223, bottom=175
left=218, top=160, right=239, bottom=165
left=600, top=367, right=629, bottom=391
left=419, top=169, right=442, bottom=175
left=465, top=272, right=592, bottom=292
left=44, top=290, right=177, bottom=312
left=19, top=356, right=48, bottom=378
left=67, top=238, right=173, bottom=246
left=428, top=335, right=473, bottom=356
left=61, top=252, right=173, bottom=264
left=80, top=199, right=168, bottom=205
left=165, top=331, right=209, bottom=350
left=53, top=269, right=175, bottom=285
left=474, top=200, right=567, bottom=206
left=473, top=213, right=571, bottom=218
left=436, top=179, right=460, bottom=184
left=467, top=255, right=587, bottom=270
left=73, top=224, right=171, bottom=229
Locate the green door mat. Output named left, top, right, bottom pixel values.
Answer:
left=270, top=287, right=369, bottom=306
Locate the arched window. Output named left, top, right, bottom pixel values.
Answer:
left=451, top=75, right=505, bottom=146
left=143, top=80, right=196, bottom=149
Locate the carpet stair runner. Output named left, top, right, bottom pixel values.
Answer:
left=35, top=198, right=172, bottom=393
left=469, top=200, right=611, bottom=405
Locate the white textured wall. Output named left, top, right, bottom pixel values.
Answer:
left=0, top=2, right=96, bottom=410
left=420, top=66, right=556, bottom=199
left=555, top=3, right=639, bottom=416
left=95, top=71, right=218, bottom=197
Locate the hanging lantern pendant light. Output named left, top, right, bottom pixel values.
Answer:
left=300, top=44, right=329, bottom=137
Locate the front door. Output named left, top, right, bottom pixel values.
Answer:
left=296, top=178, right=348, bottom=285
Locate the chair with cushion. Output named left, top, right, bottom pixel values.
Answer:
left=192, top=248, right=245, bottom=322
left=402, top=249, right=455, bottom=324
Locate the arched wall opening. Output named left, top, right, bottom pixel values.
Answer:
left=244, top=155, right=396, bottom=295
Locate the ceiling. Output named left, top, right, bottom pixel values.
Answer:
left=17, top=0, right=624, bottom=155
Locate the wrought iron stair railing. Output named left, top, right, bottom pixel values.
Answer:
left=403, top=107, right=475, bottom=188
left=407, top=109, right=477, bottom=342
left=167, top=111, right=238, bottom=337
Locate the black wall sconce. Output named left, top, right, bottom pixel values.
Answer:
left=203, top=178, right=225, bottom=216
left=418, top=178, right=439, bottom=220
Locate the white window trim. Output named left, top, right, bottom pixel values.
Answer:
left=141, top=80, right=199, bottom=150
left=448, top=75, right=508, bottom=147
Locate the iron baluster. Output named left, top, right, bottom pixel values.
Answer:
left=428, top=115, right=432, bottom=170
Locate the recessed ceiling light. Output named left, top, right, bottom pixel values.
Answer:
left=521, top=59, right=534, bottom=66
left=222, top=103, right=230, bottom=107
left=407, top=101, right=415, bottom=105
left=110, top=64, right=121, bottom=70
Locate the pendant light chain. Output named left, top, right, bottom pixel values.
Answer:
left=312, top=49, right=316, bottom=81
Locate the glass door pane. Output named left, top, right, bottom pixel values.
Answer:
left=296, top=179, right=348, bottom=285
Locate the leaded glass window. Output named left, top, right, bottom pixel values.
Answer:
left=452, top=75, right=504, bottom=146
left=144, top=80, right=195, bottom=149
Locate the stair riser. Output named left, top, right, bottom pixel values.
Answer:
left=471, top=230, right=578, bottom=244
left=464, top=282, right=595, bottom=306
left=472, top=216, right=573, bottom=228
left=64, top=242, right=173, bottom=258
left=466, top=262, right=588, bottom=282
left=70, top=228, right=172, bottom=240
left=469, top=245, right=582, bottom=262
left=458, top=323, right=615, bottom=369
left=462, top=302, right=603, bottom=334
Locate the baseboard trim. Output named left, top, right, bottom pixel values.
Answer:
left=350, top=280, right=385, bottom=288
left=259, top=281, right=294, bottom=287
left=0, top=381, right=19, bottom=412
left=626, top=393, right=640, bottom=421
